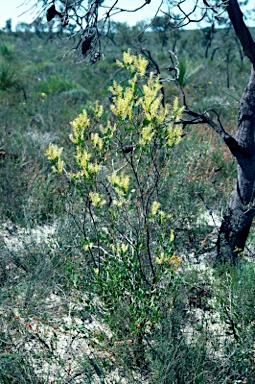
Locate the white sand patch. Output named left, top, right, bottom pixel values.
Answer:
left=196, top=211, right=221, bottom=228
left=1, top=221, right=57, bottom=251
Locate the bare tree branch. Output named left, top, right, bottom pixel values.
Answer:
left=226, top=0, right=255, bottom=65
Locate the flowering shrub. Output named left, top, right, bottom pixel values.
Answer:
left=45, top=50, right=184, bottom=367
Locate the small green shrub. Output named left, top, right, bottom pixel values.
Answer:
left=0, top=61, right=23, bottom=91
left=45, top=50, right=184, bottom=372
left=0, top=354, right=39, bottom=384
left=0, top=43, right=15, bottom=60
left=36, top=75, right=79, bottom=94
left=178, top=59, right=203, bottom=87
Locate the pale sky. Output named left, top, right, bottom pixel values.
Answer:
left=0, top=0, right=253, bottom=30
left=0, top=0, right=171, bottom=29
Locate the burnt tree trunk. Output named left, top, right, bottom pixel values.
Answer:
left=183, top=0, right=255, bottom=264
left=218, top=67, right=255, bottom=263
left=184, top=63, right=255, bottom=263
left=215, top=0, right=255, bottom=263
left=175, top=0, right=255, bottom=263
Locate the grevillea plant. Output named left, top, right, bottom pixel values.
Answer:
left=45, top=50, right=184, bottom=367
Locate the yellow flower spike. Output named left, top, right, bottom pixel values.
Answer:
left=121, top=243, right=128, bottom=253
left=109, top=123, right=117, bottom=138
left=151, top=201, right=161, bottom=215
left=155, top=252, right=181, bottom=269
left=110, top=85, right=134, bottom=120
left=139, top=125, right=155, bottom=145
left=143, top=73, right=162, bottom=99
left=89, top=162, right=100, bottom=174
left=173, top=97, right=179, bottom=113
left=128, top=74, right=137, bottom=87
left=157, top=104, right=170, bottom=125
left=109, top=65, right=139, bottom=120
left=72, top=147, right=99, bottom=179
left=133, top=54, right=148, bottom=77
left=91, top=132, right=104, bottom=150
left=115, top=187, right=124, bottom=197
left=155, top=252, right=165, bottom=265
left=89, top=192, right=106, bottom=207
left=110, top=244, right=116, bottom=252
left=56, top=157, right=64, bottom=174
left=168, top=254, right=182, bottom=269
left=167, top=123, right=183, bottom=147
left=123, top=49, right=134, bottom=66
left=171, top=97, right=185, bottom=121
left=84, top=242, right=93, bottom=251
left=108, top=170, right=118, bottom=185
left=113, top=199, right=125, bottom=207
left=92, top=101, right=103, bottom=118
left=109, top=81, right=123, bottom=97
left=117, top=50, right=148, bottom=76
left=99, top=124, right=106, bottom=135
left=170, top=229, right=175, bottom=243
left=44, top=144, right=65, bottom=174
left=149, top=97, right=162, bottom=119
left=76, top=148, right=91, bottom=169
left=120, top=171, right=129, bottom=192
left=116, top=59, right=124, bottom=68
left=108, top=171, right=129, bottom=194
left=44, top=143, right=63, bottom=161
left=69, top=110, right=90, bottom=143
left=137, top=73, right=164, bottom=121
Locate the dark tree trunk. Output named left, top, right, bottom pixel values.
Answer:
left=168, top=0, right=255, bottom=264
left=215, top=0, right=255, bottom=263
left=184, top=63, right=255, bottom=263
left=217, top=66, right=255, bottom=263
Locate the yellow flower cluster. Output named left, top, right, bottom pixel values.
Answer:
left=169, top=254, right=182, bottom=269
left=69, top=110, right=90, bottom=144
left=166, top=97, right=184, bottom=147
left=155, top=253, right=181, bottom=270
left=171, top=97, right=185, bottom=121
left=91, top=132, right=104, bottom=150
left=116, top=49, right=148, bottom=77
left=83, top=242, right=93, bottom=251
left=169, top=229, right=175, bottom=243
left=92, top=101, right=103, bottom=118
left=69, top=147, right=100, bottom=179
left=139, top=125, right=155, bottom=145
left=108, top=170, right=130, bottom=196
left=135, top=73, right=170, bottom=145
left=167, top=123, right=183, bottom=147
left=100, top=120, right=117, bottom=138
left=44, top=144, right=64, bottom=174
left=76, top=147, right=90, bottom=166
left=109, top=78, right=136, bottom=120
left=155, top=230, right=180, bottom=269
left=110, top=242, right=129, bottom=254
left=110, top=52, right=185, bottom=149
left=89, top=192, right=106, bottom=207
left=138, top=73, right=168, bottom=123
left=113, top=198, right=126, bottom=207
left=44, top=143, right=62, bottom=160
left=151, top=201, right=161, bottom=215
left=151, top=202, right=171, bottom=221
left=155, top=252, right=168, bottom=265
